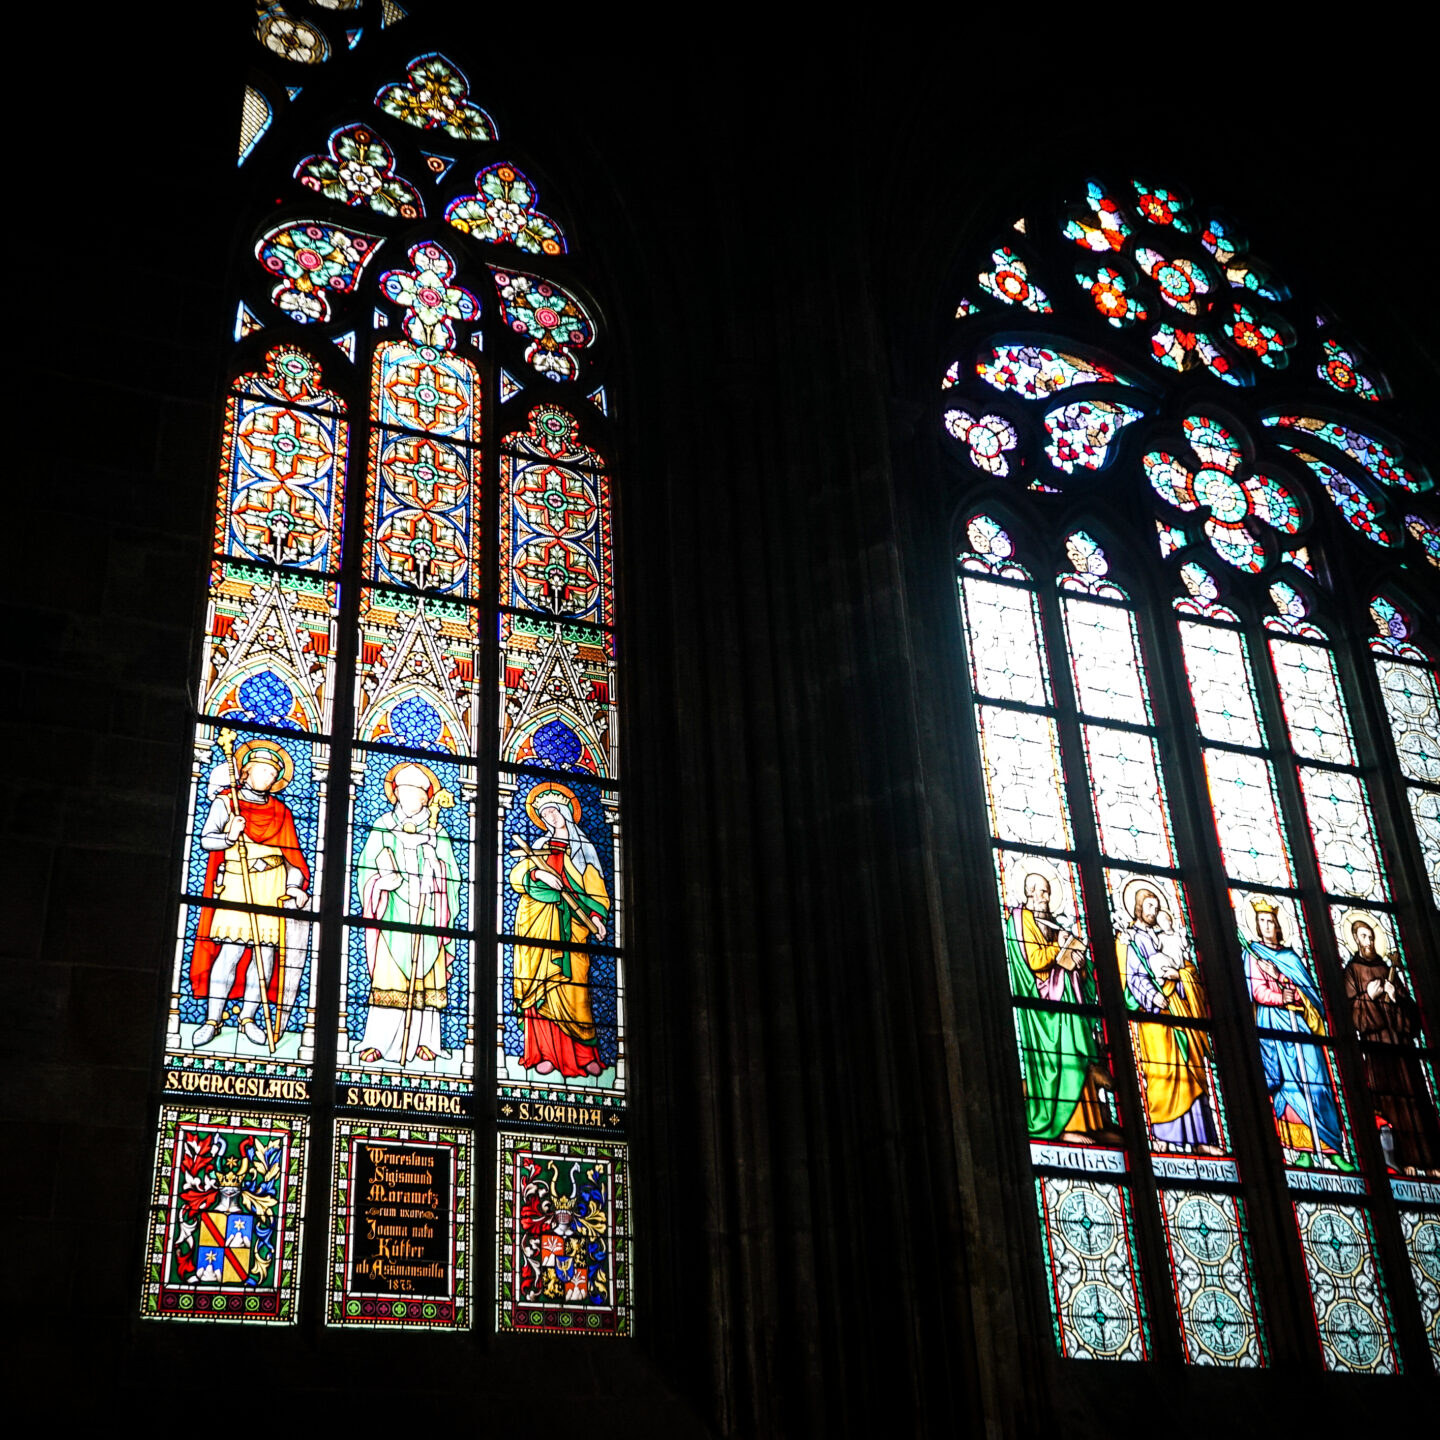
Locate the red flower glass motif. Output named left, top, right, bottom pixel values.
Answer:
left=1316, top=338, right=1382, bottom=401
left=1225, top=303, right=1294, bottom=369
left=1076, top=264, right=1146, bottom=327
left=1131, top=181, right=1194, bottom=233
left=977, top=247, right=1051, bottom=313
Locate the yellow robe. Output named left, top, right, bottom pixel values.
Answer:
left=1122, top=941, right=1211, bottom=1130
left=511, top=849, right=610, bottom=1044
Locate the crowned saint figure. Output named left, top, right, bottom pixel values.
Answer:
left=510, top=781, right=610, bottom=1078
left=1003, top=870, right=1113, bottom=1142
left=1239, top=896, right=1348, bottom=1164
left=192, top=737, right=309, bottom=1048
left=356, top=762, right=461, bottom=1066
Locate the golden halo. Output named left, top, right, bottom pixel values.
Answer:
left=525, top=780, right=580, bottom=828
left=1339, top=908, right=1389, bottom=956
left=233, top=738, right=295, bottom=791
left=384, top=760, right=441, bottom=804
left=1121, top=876, right=1170, bottom=922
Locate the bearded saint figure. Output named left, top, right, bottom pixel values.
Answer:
left=1003, top=871, right=1113, bottom=1143
left=510, top=781, right=610, bottom=1078
left=1342, top=916, right=1440, bottom=1173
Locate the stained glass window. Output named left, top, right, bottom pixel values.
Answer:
left=958, top=521, right=1263, bottom=1366
left=1369, top=597, right=1440, bottom=909
left=943, top=173, right=1439, bottom=1373
left=143, top=22, right=626, bottom=1335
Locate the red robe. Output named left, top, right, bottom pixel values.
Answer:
left=522, top=1014, right=600, bottom=1076
left=191, top=791, right=310, bottom=1000
left=520, top=845, right=601, bottom=1077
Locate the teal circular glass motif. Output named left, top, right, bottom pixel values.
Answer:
left=1195, top=467, right=1249, bottom=523
left=1412, top=1220, right=1440, bottom=1282
left=1156, top=263, right=1198, bottom=307
left=1069, top=1282, right=1133, bottom=1355
left=1174, top=1194, right=1232, bottom=1264
left=1192, top=1287, right=1247, bottom=1358
left=1307, top=1210, right=1363, bottom=1278
left=1326, top=1299, right=1382, bottom=1369
left=1056, top=1187, right=1118, bottom=1258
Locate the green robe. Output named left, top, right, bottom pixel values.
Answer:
left=1005, top=906, right=1101, bottom=1140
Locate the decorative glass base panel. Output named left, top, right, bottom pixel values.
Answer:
left=142, top=1106, right=308, bottom=1323
left=327, top=1119, right=472, bottom=1329
left=497, top=1131, right=629, bottom=1335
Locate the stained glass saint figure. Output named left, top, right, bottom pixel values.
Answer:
left=357, top=762, right=461, bottom=1066
left=1115, top=879, right=1220, bottom=1152
left=193, top=734, right=310, bottom=1048
left=1238, top=897, right=1348, bottom=1167
left=1340, top=912, right=1440, bottom=1174
left=509, top=780, right=610, bottom=1077
left=1004, top=870, right=1114, bottom=1142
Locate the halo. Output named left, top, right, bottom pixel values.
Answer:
left=1339, top=908, right=1389, bottom=956
left=233, top=738, right=295, bottom=791
left=525, top=779, right=580, bottom=828
left=384, top=760, right=441, bottom=804
left=1121, top=876, right=1169, bottom=922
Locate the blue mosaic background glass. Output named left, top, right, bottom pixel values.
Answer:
left=220, top=669, right=305, bottom=730
left=184, top=726, right=324, bottom=897
left=497, top=771, right=615, bottom=937
left=347, top=750, right=472, bottom=927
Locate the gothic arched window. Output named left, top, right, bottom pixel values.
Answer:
left=140, top=5, right=630, bottom=1335
left=941, top=179, right=1439, bottom=1372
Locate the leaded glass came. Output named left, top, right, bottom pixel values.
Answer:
left=142, top=19, right=627, bottom=1335
left=942, top=172, right=1439, bottom=1373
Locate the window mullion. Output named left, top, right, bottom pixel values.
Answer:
left=1038, top=571, right=1183, bottom=1364
left=1157, top=605, right=1327, bottom=1367
left=1246, top=610, right=1415, bottom=1367
left=296, top=355, right=373, bottom=1337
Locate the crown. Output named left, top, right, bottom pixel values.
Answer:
left=1249, top=897, right=1279, bottom=916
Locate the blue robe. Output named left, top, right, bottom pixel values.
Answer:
left=1241, top=936, right=1344, bottom=1155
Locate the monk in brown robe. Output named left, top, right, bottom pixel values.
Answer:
left=1342, top=920, right=1439, bottom=1174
